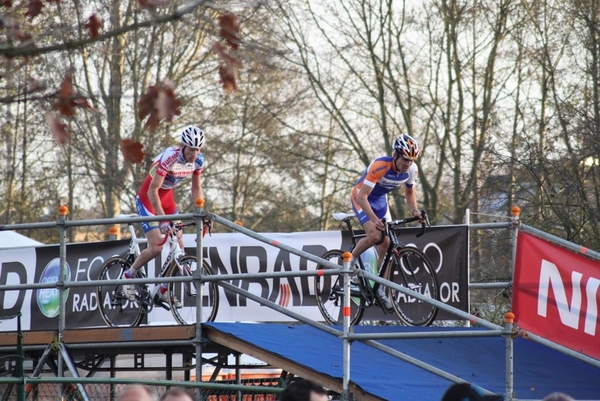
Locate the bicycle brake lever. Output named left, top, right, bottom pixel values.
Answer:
left=416, top=210, right=428, bottom=238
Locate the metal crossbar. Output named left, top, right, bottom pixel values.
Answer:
left=1, top=203, right=598, bottom=401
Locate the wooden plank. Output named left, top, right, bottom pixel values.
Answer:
left=0, top=331, right=56, bottom=347
left=62, top=325, right=196, bottom=344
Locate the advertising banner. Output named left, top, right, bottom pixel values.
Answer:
left=0, top=241, right=129, bottom=331
left=513, top=231, right=600, bottom=360
left=0, top=225, right=468, bottom=330
left=364, top=226, right=468, bottom=320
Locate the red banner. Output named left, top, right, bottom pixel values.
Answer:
left=513, top=231, right=600, bottom=359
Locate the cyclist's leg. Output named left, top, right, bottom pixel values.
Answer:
left=350, top=197, right=389, bottom=261
left=122, top=197, right=165, bottom=301
left=375, top=206, right=392, bottom=267
left=149, top=194, right=184, bottom=307
left=129, top=197, right=165, bottom=271
left=351, top=199, right=393, bottom=311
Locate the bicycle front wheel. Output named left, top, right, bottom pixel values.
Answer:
left=167, top=255, right=219, bottom=325
left=96, top=257, right=144, bottom=328
left=386, top=247, right=439, bottom=326
left=314, top=250, right=364, bottom=325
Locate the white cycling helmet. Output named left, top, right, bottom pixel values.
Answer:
left=393, top=134, right=420, bottom=161
left=181, top=126, right=205, bottom=149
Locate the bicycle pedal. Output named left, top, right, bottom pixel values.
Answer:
left=375, top=297, right=394, bottom=313
left=153, top=293, right=171, bottom=311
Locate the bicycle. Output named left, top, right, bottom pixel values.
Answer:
left=314, top=211, right=439, bottom=326
left=96, top=215, right=219, bottom=327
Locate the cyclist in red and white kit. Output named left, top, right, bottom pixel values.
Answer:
left=350, top=134, right=424, bottom=311
left=122, top=126, right=206, bottom=307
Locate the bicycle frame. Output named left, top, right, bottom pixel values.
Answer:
left=117, top=213, right=187, bottom=280
left=316, top=211, right=438, bottom=326
left=98, top=216, right=218, bottom=327
left=335, top=213, right=426, bottom=302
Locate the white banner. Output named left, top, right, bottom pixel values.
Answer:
left=0, top=232, right=341, bottom=330
left=1, top=226, right=467, bottom=330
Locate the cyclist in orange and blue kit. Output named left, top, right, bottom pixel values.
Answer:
left=350, top=134, right=424, bottom=311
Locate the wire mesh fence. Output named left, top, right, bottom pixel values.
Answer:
left=0, top=377, right=285, bottom=401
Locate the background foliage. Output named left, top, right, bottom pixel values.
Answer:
left=2, top=0, right=599, bottom=308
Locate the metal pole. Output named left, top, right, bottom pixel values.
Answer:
left=509, top=206, right=520, bottom=282
left=359, top=269, right=503, bottom=331
left=465, top=208, right=471, bottom=328
left=16, top=312, right=24, bottom=401
left=194, top=198, right=205, bottom=401
left=57, top=205, right=69, bottom=400
left=341, top=252, right=352, bottom=401
left=520, top=222, right=600, bottom=261
left=59, top=344, right=91, bottom=401
left=503, top=312, right=515, bottom=401
left=110, top=355, right=116, bottom=401
left=236, top=353, right=242, bottom=401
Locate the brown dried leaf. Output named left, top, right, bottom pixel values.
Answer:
left=218, top=62, right=237, bottom=94
left=137, top=82, right=182, bottom=130
left=156, top=86, right=182, bottom=122
left=85, top=14, right=103, bottom=38
left=211, top=42, right=243, bottom=68
left=137, top=85, right=158, bottom=120
left=25, top=0, right=43, bottom=19
left=52, top=75, right=92, bottom=116
left=218, top=13, right=240, bottom=50
left=212, top=42, right=242, bottom=94
left=45, top=112, right=70, bottom=145
left=0, top=0, right=12, bottom=8
left=120, top=139, right=146, bottom=164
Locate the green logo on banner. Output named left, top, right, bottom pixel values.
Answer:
left=36, top=258, right=71, bottom=318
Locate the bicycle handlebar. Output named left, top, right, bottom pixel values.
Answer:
left=376, top=210, right=430, bottom=244
left=156, top=219, right=212, bottom=246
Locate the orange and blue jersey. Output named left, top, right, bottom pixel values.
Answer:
left=351, top=156, right=418, bottom=224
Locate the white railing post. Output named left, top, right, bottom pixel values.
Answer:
left=341, top=251, right=353, bottom=401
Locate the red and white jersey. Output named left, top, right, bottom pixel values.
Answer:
left=137, top=146, right=204, bottom=211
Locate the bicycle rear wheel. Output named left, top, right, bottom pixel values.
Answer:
left=314, top=250, right=364, bottom=325
left=386, top=247, right=439, bottom=326
left=96, top=257, right=145, bottom=327
left=167, top=255, right=219, bottom=325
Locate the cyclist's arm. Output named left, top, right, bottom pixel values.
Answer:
left=148, top=173, right=167, bottom=216
left=191, top=172, right=203, bottom=203
left=356, top=185, right=384, bottom=230
left=404, top=186, right=421, bottom=218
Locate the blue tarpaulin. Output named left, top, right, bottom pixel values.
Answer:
left=205, top=322, right=600, bottom=401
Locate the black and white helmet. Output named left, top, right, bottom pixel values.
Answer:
left=181, top=126, right=205, bottom=149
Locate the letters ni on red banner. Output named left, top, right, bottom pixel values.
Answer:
left=513, top=231, right=600, bottom=359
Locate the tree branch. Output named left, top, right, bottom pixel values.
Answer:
left=0, top=0, right=214, bottom=58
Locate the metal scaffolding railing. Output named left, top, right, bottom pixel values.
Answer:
left=1, top=201, right=598, bottom=401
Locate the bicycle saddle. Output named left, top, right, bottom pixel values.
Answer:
left=332, top=212, right=356, bottom=221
